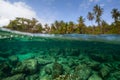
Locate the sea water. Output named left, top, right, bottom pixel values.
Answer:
left=0, top=29, right=120, bottom=80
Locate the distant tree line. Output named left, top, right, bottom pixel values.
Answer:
left=5, top=4, right=120, bottom=34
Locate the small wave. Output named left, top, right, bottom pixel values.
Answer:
left=0, top=28, right=55, bottom=37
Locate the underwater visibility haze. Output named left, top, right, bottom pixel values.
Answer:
left=0, top=28, right=120, bottom=80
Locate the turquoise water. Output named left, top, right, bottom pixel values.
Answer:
left=0, top=30, right=120, bottom=80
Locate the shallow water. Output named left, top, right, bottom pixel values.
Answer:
left=0, top=29, right=120, bottom=80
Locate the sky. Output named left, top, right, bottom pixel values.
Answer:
left=0, top=0, right=120, bottom=27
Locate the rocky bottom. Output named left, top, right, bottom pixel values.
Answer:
left=0, top=51, right=120, bottom=80
left=0, top=36, right=120, bottom=80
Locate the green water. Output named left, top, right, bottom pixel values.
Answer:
left=0, top=30, right=120, bottom=80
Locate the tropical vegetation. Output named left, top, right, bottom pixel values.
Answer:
left=4, top=5, right=120, bottom=34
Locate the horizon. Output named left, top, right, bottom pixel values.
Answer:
left=0, top=0, right=120, bottom=27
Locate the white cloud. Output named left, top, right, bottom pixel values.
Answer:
left=89, top=0, right=99, bottom=2
left=80, top=0, right=102, bottom=10
left=79, top=0, right=91, bottom=10
left=100, top=4, right=105, bottom=7
left=0, top=0, right=37, bottom=27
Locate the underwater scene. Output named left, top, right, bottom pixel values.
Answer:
left=0, top=29, right=120, bottom=80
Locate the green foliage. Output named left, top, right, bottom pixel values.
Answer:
left=5, top=17, right=43, bottom=33
left=111, top=8, right=120, bottom=23
left=4, top=5, right=120, bottom=34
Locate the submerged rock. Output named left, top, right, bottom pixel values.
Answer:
left=74, top=64, right=92, bottom=80
left=90, top=53, right=113, bottom=62
left=36, top=56, right=53, bottom=65
left=17, top=53, right=34, bottom=61
left=99, top=64, right=111, bottom=78
left=2, top=74, right=25, bottom=80
left=0, top=52, right=11, bottom=58
left=88, top=73, right=102, bottom=80
left=70, top=49, right=80, bottom=56
left=0, top=57, right=6, bottom=63
left=68, top=59, right=78, bottom=69
left=108, top=71, right=120, bottom=80
left=54, top=64, right=92, bottom=80
left=0, top=63, right=12, bottom=78
left=113, top=54, right=120, bottom=61
left=44, top=67, right=52, bottom=75
left=25, top=74, right=39, bottom=80
left=12, top=59, right=38, bottom=74
left=40, top=75, right=51, bottom=80
left=107, top=77, right=117, bottom=80
left=52, top=62, right=64, bottom=79
left=87, top=61, right=100, bottom=71
left=8, top=55, right=19, bottom=66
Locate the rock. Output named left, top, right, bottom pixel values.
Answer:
left=40, top=75, right=51, bottom=80
left=57, top=49, right=66, bottom=56
left=113, top=54, right=120, bottom=61
left=44, top=67, right=52, bottom=75
left=25, top=74, right=39, bottom=80
left=12, top=59, right=38, bottom=74
left=99, top=64, right=111, bottom=78
left=52, top=62, right=64, bottom=79
left=0, top=51, right=11, bottom=58
left=55, top=64, right=92, bottom=80
left=0, top=71, right=4, bottom=79
left=36, top=57, right=53, bottom=65
left=17, top=53, right=34, bottom=61
left=2, top=74, right=25, bottom=80
left=68, top=59, right=78, bottom=69
left=114, top=63, right=120, bottom=70
left=108, top=71, right=120, bottom=80
left=70, top=49, right=80, bottom=56
left=87, top=61, right=100, bottom=71
left=78, top=54, right=87, bottom=60
left=53, top=74, right=71, bottom=80
left=107, top=77, right=117, bottom=80
left=74, top=64, right=92, bottom=80
left=0, top=57, right=6, bottom=63
left=88, top=73, right=102, bottom=80
left=62, top=64, right=71, bottom=74
left=8, top=55, right=19, bottom=66
left=39, top=63, right=52, bottom=79
left=0, top=63, right=12, bottom=78
left=90, top=53, right=113, bottom=62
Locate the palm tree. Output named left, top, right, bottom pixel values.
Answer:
left=50, top=24, right=56, bottom=33
left=31, top=18, right=38, bottom=27
left=111, top=8, right=120, bottom=23
left=87, top=12, right=94, bottom=25
left=78, top=16, right=85, bottom=24
left=77, top=16, right=85, bottom=34
left=44, top=24, right=50, bottom=33
left=101, top=20, right=109, bottom=34
left=54, top=20, right=59, bottom=30
left=68, top=21, right=74, bottom=33
left=93, top=4, right=103, bottom=33
left=35, top=23, right=43, bottom=33
left=59, top=20, right=66, bottom=34
left=87, top=12, right=94, bottom=33
left=93, top=4, right=103, bottom=26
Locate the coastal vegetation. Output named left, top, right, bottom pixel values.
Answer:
left=4, top=5, right=120, bottom=34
